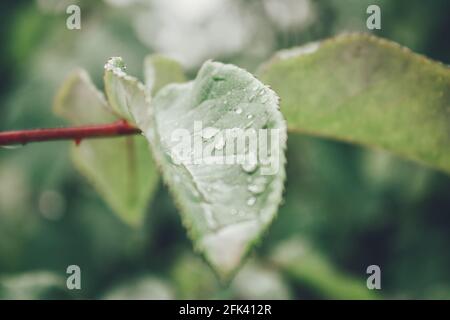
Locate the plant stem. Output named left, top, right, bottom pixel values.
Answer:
left=0, top=120, right=141, bottom=146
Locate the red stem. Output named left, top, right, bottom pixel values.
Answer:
left=0, top=120, right=141, bottom=146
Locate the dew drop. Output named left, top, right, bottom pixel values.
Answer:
left=214, top=135, right=225, bottom=150
left=247, top=197, right=256, bottom=206
left=235, top=108, right=243, bottom=115
left=248, top=183, right=265, bottom=194
left=247, top=114, right=253, bottom=119
left=261, top=96, right=269, bottom=104
left=241, top=152, right=258, bottom=173
left=241, top=161, right=258, bottom=173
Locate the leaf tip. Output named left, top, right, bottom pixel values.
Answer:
left=200, top=220, right=261, bottom=281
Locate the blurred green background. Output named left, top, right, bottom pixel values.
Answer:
left=0, top=0, right=449, bottom=299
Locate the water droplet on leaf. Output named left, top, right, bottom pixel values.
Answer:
left=261, top=96, right=269, bottom=104
left=241, top=153, right=258, bottom=173
left=248, top=183, right=265, bottom=194
left=247, top=197, right=256, bottom=206
left=214, top=136, right=225, bottom=150
left=242, top=162, right=258, bottom=173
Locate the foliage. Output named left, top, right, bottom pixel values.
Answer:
left=259, top=33, right=450, bottom=174
left=1, top=0, right=450, bottom=300
left=52, top=33, right=449, bottom=283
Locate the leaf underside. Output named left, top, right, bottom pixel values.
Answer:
left=54, top=69, right=158, bottom=226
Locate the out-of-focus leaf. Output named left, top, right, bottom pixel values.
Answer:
left=271, top=238, right=378, bottom=299
left=54, top=69, right=116, bottom=124
left=0, top=271, right=69, bottom=300
left=171, top=253, right=221, bottom=299
left=231, top=261, right=292, bottom=299
left=259, top=33, right=450, bottom=174
left=144, top=54, right=187, bottom=94
left=101, top=275, right=174, bottom=300
left=54, top=69, right=158, bottom=226
left=172, top=253, right=292, bottom=299
left=137, top=60, right=287, bottom=280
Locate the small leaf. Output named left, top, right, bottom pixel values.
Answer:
left=54, top=69, right=158, bottom=226
left=101, top=275, right=175, bottom=300
left=259, top=33, right=450, bottom=174
left=135, top=60, right=287, bottom=279
left=144, top=54, right=187, bottom=94
left=104, top=57, right=150, bottom=124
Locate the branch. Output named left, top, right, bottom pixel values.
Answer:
left=0, top=120, right=141, bottom=146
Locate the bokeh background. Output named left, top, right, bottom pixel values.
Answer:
left=0, top=0, right=449, bottom=299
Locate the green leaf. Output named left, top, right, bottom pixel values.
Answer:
left=144, top=54, right=187, bottom=94
left=231, top=261, right=292, bottom=299
left=271, top=238, right=378, bottom=300
left=54, top=69, right=158, bottom=226
left=101, top=275, right=175, bottom=300
left=0, top=271, right=69, bottom=299
left=171, top=253, right=220, bottom=299
left=259, top=33, right=450, bottom=174
left=104, top=57, right=150, bottom=124
left=136, top=60, right=287, bottom=280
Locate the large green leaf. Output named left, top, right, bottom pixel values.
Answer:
left=54, top=69, right=158, bottom=226
left=136, top=60, right=287, bottom=279
left=259, top=33, right=450, bottom=174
